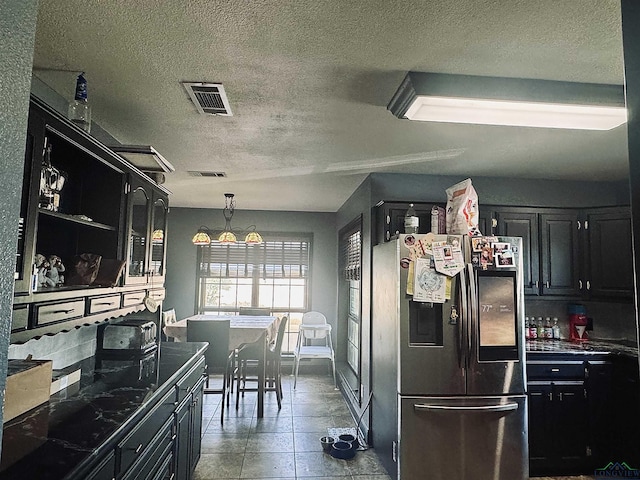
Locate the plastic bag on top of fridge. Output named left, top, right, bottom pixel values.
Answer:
left=445, top=178, right=481, bottom=235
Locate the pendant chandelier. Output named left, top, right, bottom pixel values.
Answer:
left=192, top=193, right=263, bottom=246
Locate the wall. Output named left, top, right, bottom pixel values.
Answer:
left=622, top=0, right=640, bottom=358
left=164, top=207, right=337, bottom=324
left=369, top=173, right=628, bottom=208
left=0, top=0, right=39, bottom=436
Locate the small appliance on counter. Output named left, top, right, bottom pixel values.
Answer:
left=568, top=304, right=588, bottom=342
left=98, top=318, right=158, bottom=357
left=95, top=350, right=159, bottom=387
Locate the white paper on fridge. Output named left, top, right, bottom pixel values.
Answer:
left=432, top=243, right=465, bottom=277
left=413, top=257, right=447, bottom=303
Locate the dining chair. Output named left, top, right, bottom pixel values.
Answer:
left=161, top=308, right=177, bottom=342
left=238, top=307, right=272, bottom=316
left=187, top=318, right=233, bottom=424
left=292, top=311, right=336, bottom=389
left=235, top=316, right=288, bottom=410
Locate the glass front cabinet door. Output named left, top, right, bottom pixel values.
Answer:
left=125, top=181, right=151, bottom=284
left=150, top=195, right=168, bottom=281
left=125, top=177, right=169, bottom=285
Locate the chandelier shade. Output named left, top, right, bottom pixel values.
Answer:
left=191, top=193, right=262, bottom=246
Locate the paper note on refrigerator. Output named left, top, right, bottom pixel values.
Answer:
left=413, top=257, right=447, bottom=303
left=432, top=243, right=465, bottom=277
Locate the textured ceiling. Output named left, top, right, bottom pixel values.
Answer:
left=31, top=0, right=627, bottom=212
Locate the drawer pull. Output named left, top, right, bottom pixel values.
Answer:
left=171, top=434, right=177, bottom=441
left=550, top=368, right=560, bottom=372
left=51, top=308, right=75, bottom=314
left=126, top=443, right=144, bottom=454
left=95, top=301, right=115, bottom=306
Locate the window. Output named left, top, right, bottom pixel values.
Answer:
left=196, top=233, right=312, bottom=353
left=339, top=218, right=362, bottom=402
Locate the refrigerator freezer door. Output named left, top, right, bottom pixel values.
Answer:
left=399, top=395, right=529, bottom=480
left=373, top=238, right=465, bottom=396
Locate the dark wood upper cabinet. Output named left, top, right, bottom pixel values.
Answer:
left=494, top=208, right=540, bottom=296
left=540, top=211, right=582, bottom=297
left=12, top=95, right=170, bottom=342
left=585, top=207, right=633, bottom=298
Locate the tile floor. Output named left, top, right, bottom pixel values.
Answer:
left=194, top=372, right=594, bottom=480
left=195, top=373, right=391, bottom=479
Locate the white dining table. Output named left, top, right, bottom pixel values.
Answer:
left=164, top=314, right=278, bottom=348
left=165, top=314, right=278, bottom=418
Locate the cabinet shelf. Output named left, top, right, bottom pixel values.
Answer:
left=38, top=209, right=117, bottom=231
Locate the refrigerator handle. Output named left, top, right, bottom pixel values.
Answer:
left=457, top=266, right=468, bottom=369
left=466, top=264, right=477, bottom=368
left=414, top=403, right=519, bottom=413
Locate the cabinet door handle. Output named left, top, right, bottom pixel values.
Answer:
left=550, top=368, right=560, bottom=372
left=559, top=392, right=563, bottom=401
left=579, top=280, right=583, bottom=290
left=586, top=280, right=591, bottom=290
left=546, top=281, right=550, bottom=289
left=548, top=392, right=552, bottom=401
left=535, top=281, right=539, bottom=289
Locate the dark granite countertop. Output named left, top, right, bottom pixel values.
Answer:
left=526, top=338, right=638, bottom=358
left=0, top=341, right=207, bottom=480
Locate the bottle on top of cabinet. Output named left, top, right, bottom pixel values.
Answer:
left=404, top=204, right=419, bottom=234
left=525, top=317, right=531, bottom=340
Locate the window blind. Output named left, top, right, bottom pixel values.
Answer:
left=199, top=234, right=310, bottom=279
left=340, top=228, right=361, bottom=281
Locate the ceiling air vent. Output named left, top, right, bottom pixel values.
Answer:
left=188, top=171, right=227, bottom=178
left=182, top=82, right=233, bottom=116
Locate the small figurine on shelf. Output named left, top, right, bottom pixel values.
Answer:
left=34, top=253, right=56, bottom=287
left=34, top=253, right=48, bottom=289
left=46, top=255, right=65, bottom=287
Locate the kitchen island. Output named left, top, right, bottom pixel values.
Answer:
left=0, top=341, right=207, bottom=480
left=525, top=338, right=639, bottom=476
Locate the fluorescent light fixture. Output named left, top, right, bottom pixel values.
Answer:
left=388, top=72, right=627, bottom=131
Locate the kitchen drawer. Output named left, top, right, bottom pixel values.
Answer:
left=175, top=356, right=206, bottom=403
left=88, top=294, right=121, bottom=314
left=527, top=361, right=586, bottom=380
left=85, top=450, right=115, bottom=480
left=34, top=299, right=84, bottom=326
left=11, top=306, right=28, bottom=332
left=121, top=417, right=173, bottom=480
left=122, top=291, right=146, bottom=307
left=147, top=288, right=165, bottom=301
left=117, top=388, right=175, bottom=474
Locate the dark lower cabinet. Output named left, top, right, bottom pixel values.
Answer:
left=611, top=356, right=640, bottom=465
left=81, top=355, right=206, bottom=480
left=528, top=381, right=589, bottom=475
left=175, top=375, right=206, bottom=480
left=85, top=452, right=116, bottom=480
left=526, top=356, right=621, bottom=476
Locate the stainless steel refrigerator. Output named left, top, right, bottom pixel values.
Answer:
left=371, top=234, right=528, bottom=480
